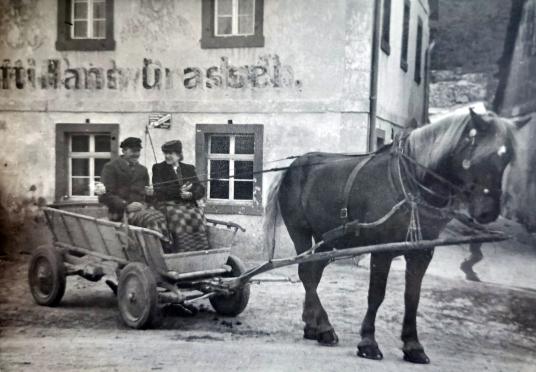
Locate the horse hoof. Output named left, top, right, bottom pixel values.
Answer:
left=403, top=349, right=430, bottom=364
left=460, top=262, right=481, bottom=282
left=357, top=345, right=383, bottom=360
left=317, top=329, right=339, bottom=346
left=303, top=326, right=317, bottom=340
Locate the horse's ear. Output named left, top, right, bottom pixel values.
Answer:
left=469, top=108, right=488, bottom=132
left=512, top=115, right=532, bottom=129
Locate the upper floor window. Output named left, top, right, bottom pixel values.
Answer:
left=400, top=0, right=411, bottom=72
left=381, top=0, right=392, bottom=55
left=216, top=0, right=255, bottom=36
left=196, top=124, right=263, bottom=215
left=56, top=0, right=115, bottom=51
left=72, top=0, right=107, bottom=39
left=414, top=17, right=423, bottom=84
left=201, top=0, right=264, bottom=49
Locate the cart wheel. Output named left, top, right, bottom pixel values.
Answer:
left=28, top=246, right=66, bottom=306
left=210, top=255, right=250, bottom=316
left=118, top=263, right=161, bottom=329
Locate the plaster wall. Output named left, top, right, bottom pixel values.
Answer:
left=0, top=0, right=399, bottom=257
left=376, top=0, right=430, bottom=131
left=0, top=0, right=373, bottom=113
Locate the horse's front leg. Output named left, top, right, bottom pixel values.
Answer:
left=401, top=249, right=433, bottom=364
left=357, top=253, right=393, bottom=360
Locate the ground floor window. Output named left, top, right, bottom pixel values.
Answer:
left=55, top=124, right=119, bottom=202
left=196, top=123, right=263, bottom=215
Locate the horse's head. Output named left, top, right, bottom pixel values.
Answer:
left=449, top=109, right=530, bottom=223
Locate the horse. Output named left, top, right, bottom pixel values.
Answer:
left=263, top=108, right=529, bottom=364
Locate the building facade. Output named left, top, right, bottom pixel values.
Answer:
left=0, top=0, right=430, bottom=254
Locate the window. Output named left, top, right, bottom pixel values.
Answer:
left=215, top=0, right=255, bottom=36
left=201, top=0, right=264, bottom=49
left=414, top=17, right=423, bottom=84
left=56, top=124, right=119, bottom=202
left=56, top=0, right=115, bottom=51
left=400, top=0, right=411, bottom=72
left=196, top=124, right=263, bottom=215
left=381, top=0, right=392, bottom=55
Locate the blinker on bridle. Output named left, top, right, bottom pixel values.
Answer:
left=462, top=128, right=478, bottom=170
left=460, top=128, right=496, bottom=197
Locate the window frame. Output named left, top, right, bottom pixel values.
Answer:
left=56, top=124, right=119, bottom=203
left=201, top=0, right=265, bottom=49
left=414, top=17, right=423, bottom=85
left=381, top=0, right=392, bottom=55
left=214, top=0, right=255, bottom=37
left=207, top=135, right=256, bottom=202
left=196, top=124, right=264, bottom=215
left=56, top=0, right=115, bottom=51
left=400, top=0, right=411, bottom=72
left=71, top=0, right=107, bottom=40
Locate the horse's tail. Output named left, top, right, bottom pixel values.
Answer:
left=262, top=172, right=285, bottom=260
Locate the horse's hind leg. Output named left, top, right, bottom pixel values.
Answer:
left=288, top=227, right=338, bottom=346
left=401, top=250, right=433, bottom=364
left=357, top=253, right=393, bottom=360
left=298, top=259, right=338, bottom=346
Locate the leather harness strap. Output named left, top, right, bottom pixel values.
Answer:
left=340, top=155, right=374, bottom=221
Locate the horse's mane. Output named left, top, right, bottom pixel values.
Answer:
left=407, top=108, right=517, bottom=177
left=407, top=110, right=471, bottom=173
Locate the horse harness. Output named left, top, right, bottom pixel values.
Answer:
left=332, top=131, right=482, bottom=244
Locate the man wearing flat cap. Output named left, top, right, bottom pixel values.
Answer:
left=98, top=137, right=166, bottom=234
left=98, top=137, right=151, bottom=219
left=152, top=139, right=208, bottom=252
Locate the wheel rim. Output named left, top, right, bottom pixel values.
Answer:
left=120, top=272, right=148, bottom=323
left=30, top=257, right=54, bottom=299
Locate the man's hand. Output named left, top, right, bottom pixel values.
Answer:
left=145, top=185, right=154, bottom=196
left=94, top=182, right=106, bottom=196
left=180, top=182, right=193, bottom=200
left=126, top=202, right=145, bottom=213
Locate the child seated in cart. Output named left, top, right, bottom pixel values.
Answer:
left=151, top=140, right=210, bottom=253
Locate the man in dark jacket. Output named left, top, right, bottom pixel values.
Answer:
left=98, top=137, right=168, bottom=294
left=99, top=137, right=151, bottom=220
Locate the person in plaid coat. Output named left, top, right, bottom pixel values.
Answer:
left=152, top=140, right=209, bottom=253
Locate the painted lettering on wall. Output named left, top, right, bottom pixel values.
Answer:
left=0, top=55, right=302, bottom=91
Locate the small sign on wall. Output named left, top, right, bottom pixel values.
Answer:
left=149, top=113, right=171, bottom=129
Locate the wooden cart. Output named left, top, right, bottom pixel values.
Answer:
left=28, top=207, right=249, bottom=329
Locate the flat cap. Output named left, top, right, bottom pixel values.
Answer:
left=120, top=137, right=142, bottom=149
left=161, top=140, right=182, bottom=154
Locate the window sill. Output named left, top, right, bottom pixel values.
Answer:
left=56, top=38, right=116, bottom=51
left=201, top=34, right=265, bottom=49
left=51, top=199, right=100, bottom=207
left=205, top=202, right=262, bottom=216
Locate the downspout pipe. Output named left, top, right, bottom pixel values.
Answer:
left=368, top=0, right=382, bottom=152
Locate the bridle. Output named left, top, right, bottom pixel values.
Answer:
left=392, top=126, right=499, bottom=222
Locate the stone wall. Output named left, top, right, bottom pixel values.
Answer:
left=430, top=0, right=512, bottom=109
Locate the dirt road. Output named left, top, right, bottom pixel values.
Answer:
left=1, top=255, right=535, bottom=372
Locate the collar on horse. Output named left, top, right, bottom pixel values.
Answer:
left=335, top=131, right=473, bottom=242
